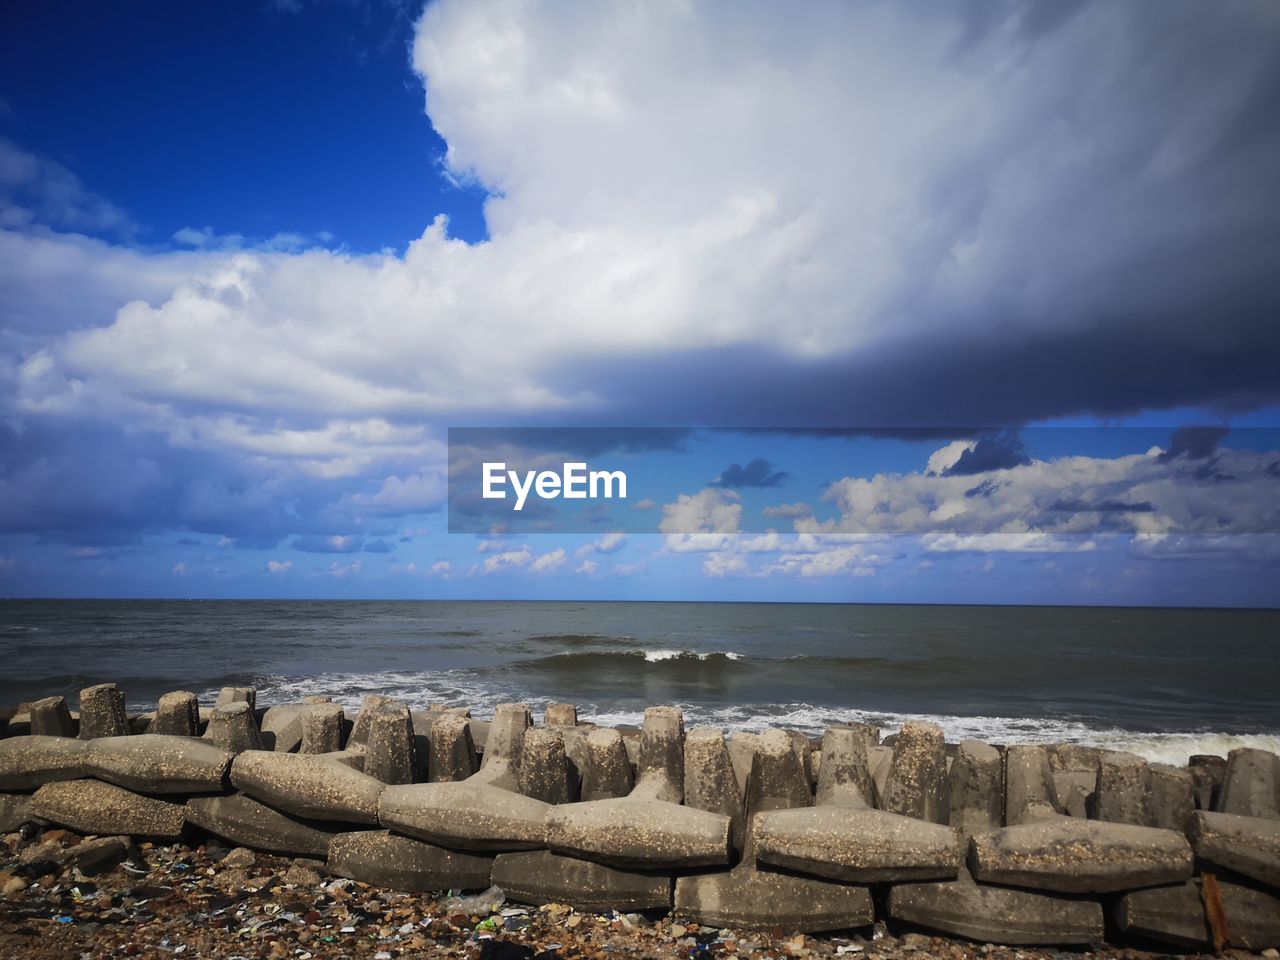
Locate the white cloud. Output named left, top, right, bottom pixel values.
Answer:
left=660, top=488, right=742, bottom=536
left=172, top=562, right=188, bottom=575
left=328, top=559, right=363, bottom=578
left=267, top=559, right=293, bottom=573
left=482, top=546, right=533, bottom=573
left=575, top=559, right=598, bottom=576
left=530, top=547, right=566, bottom=573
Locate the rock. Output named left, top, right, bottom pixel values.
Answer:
left=1149, top=763, right=1195, bottom=832
left=1189, top=809, right=1280, bottom=887
left=947, top=741, right=1002, bottom=836
left=684, top=727, right=745, bottom=849
left=881, top=722, right=948, bottom=824
left=78, top=683, right=129, bottom=739
left=300, top=702, right=345, bottom=755
left=1217, top=747, right=1280, bottom=820
left=888, top=866, right=1104, bottom=945
left=222, top=846, right=257, bottom=869
left=1091, top=751, right=1154, bottom=826
left=579, top=728, right=633, bottom=801
left=230, top=750, right=385, bottom=824
left=0, top=736, right=90, bottom=790
left=283, top=861, right=322, bottom=887
left=30, top=779, right=185, bottom=839
left=28, top=696, right=76, bottom=738
left=428, top=713, right=478, bottom=782
left=970, top=818, right=1193, bottom=893
left=0, top=792, right=33, bottom=832
left=364, top=705, right=417, bottom=785
left=186, top=793, right=341, bottom=857
left=1003, top=746, right=1062, bottom=826
left=204, top=701, right=262, bottom=753
left=328, top=830, right=494, bottom=892
left=3, top=876, right=26, bottom=897
left=518, top=727, right=573, bottom=804
left=152, top=691, right=201, bottom=737
left=753, top=806, right=964, bottom=883
left=492, top=849, right=671, bottom=911
left=86, top=735, right=233, bottom=794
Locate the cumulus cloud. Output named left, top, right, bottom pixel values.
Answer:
left=267, top=559, right=293, bottom=573
left=3, top=0, right=1280, bottom=557
left=530, top=547, right=566, bottom=573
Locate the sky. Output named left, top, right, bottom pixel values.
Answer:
left=1, top=0, right=1278, bottom=605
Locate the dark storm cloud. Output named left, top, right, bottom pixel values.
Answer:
left=713, top=458, right=789, bottom=489
left=943, top=434, right=1030, bottom=477
left=1158, top=426, right=1231, bottom=463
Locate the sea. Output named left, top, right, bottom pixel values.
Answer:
left=2, top=599, right=1277, bottom=765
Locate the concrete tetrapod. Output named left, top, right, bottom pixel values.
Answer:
left=1190, top=809, right=1280, bottom=887
left=328, top=830, right=494, bottom=892
left=185, top=792, right=343, bottom=858
left=753, top=726, right=965, bottom=884
left=0, top=736, right=90, bottom=790
left=152, top=691, right=200, bottom=737
left=0, top=792, right=33, bottom=832
left=31, top=779, right=185, bottom=839
left=28, top=696, right=77, bottom=738
left=674, top=728, right=874, bottom=933
left=881, top=721, right=949, bottom=825
left=379, top=704, right=551, bottom=851
left=947, top=740, right=1003, bottom=837
left=78, top=683, right=129, bottom=740
left=546, top=707, right=732, bottom=870
left=492, top=850, right=672, bottom=912
left=887, top=866, right=1105, bottom=946
left=970, top=817, right=1194, bottom=893
left=1217, top=747, right=1280, bottom=820
left=1116, top=878, right=1280, bottom=952
left=86, top=735, right=234, bottom=794
left=230, top=750, right=386, bottom=825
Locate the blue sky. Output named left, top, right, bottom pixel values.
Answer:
left=1, top=0, right=1278, bottom=605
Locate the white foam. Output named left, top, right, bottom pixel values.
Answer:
left=236, top=670, right=1276, bottom=765
left=641, top=649, right=743, bottom=662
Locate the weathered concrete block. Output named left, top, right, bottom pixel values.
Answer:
left=746, top=728, right=812, bottom=814
left=1218, top=747, right=1280, bottom=820
left=882, top=721, right=948, bottom=824
left=78, top=683, right=129, bottom=739
left=673, top=862, right=875, bottom=933
left=1149, top=763, right=1195, bottom=832
left=815, top=726, right=874, bottom=810
left=580, top=728, right=633, bottom=801
left=728, top=731, right=761, bottom=796
left=888, top=866, right=1105, bottom=945
left=632, top=706, right=684, bottom=803
left=428, top=713, right=477, bottom=782
left=754, top=805, right=965, bottom=883
left=948, top=740, right=1002, bottom=836
left=300, top=702, right=345, bottom=755
left=971, top=818, right=1194, bottom=893
left=348, top=694, right=397, bottom=747
left=379, top=780, right=550, bottom=851
left=1004, top=745, right=1062, bottom=825
left=1190, top=809, right=1280, bottom=887
left=328, top=830, right=494, bottom=892
left=204, top=702, right=262, bottom=753
left=152, top=691, right=200, bottom=737
left=473, top=703, right=530, bottom=789
left=518, top=727, right=572, bottom=804
left=544, top=703, right=578, bottom=726
left=231, top=750, right=385, bottom=825
left=259, top=704, right=305, bottom=752
left=214, top=686, right=256, bottom=712
left=1048, top=744, right=1101, bottom=774
left=86, top=735, right=233, bottom=794
left=494, top=850, right=671, bottom=912
left=365, top=706, right=417, bottom=785
left=186, top=792, right=341, bottom=857
left=546, top=797, right=730, bottom=868
left=31, top=779, right=185, bottom=839
left=1092, top=751, right=1154, bottom=826
left=1114, top=880, right=1210, bottom=950
left=868, top=744, right=892, bottom=805
left=1190, top=754, right=1227, bottom=810
left=1052, top=769, right=1095, bottom=819
left=1, top=792, right=33, bottom=832
left=29, top=696, right=76, bottom=738
left=0, top=735, right=90, bottom=789
left=684, top=727, right=744, bottom=849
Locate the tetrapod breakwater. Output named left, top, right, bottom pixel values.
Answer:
left=1, top=684, right=1278, bottom=950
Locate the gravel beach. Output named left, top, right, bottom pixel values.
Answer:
left=3, top=827, right=1272, bottom=960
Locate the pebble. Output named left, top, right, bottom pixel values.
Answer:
left=221, top=847, right=256, bottom=869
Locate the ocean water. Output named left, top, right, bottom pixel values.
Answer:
left=2, top=599, right=1278, bottom=764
